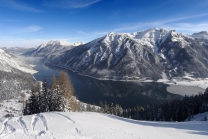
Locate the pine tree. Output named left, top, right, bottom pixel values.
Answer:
left=51, top=75, right=62, bottom=111
left=27, top=85, right=40, bottom=115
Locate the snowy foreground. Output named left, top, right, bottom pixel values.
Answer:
left=0, top=112, right=208, bottom=139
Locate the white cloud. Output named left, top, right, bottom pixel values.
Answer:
left=43, top=0, right=101, bottom=9
left=163, top=23, right=208, bottom=34
left=0, top=0, right=41, bottom=12
left=14, top=25, right=42, bottom=33
left=162, top=13, right=208, bottom=23
left=75, top=0, right=101, bottom=8
left=112, top=13, right=208, bottom=33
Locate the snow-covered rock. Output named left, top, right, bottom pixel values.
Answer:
left=44, top=28, right=208, bottom=81
left=0, top=112, right=207, bottom=139
left=73, top=42, right=85, bottom=46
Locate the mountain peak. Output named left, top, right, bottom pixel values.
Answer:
left=192, top=31, right=208, bottom=38
left=73, top=42, right=85, bottom=46
left=107, top=32, right=117, bottom=36
left=194, top=31, right=208, bottom=35
left=40, top=40, right=70, bottom=48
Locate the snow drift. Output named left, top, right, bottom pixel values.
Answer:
left=0, top=112, right=207, bottom=139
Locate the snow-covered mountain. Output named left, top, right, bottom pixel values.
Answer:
left=0, top=48, right=36, bottom=74
left=45, top=28, right=208, bottom=80
left=191, top=31, right=208, bottom=39
left=0, top=112, right=207, bottom=139
left=23, top=40, right=84, bottom=57
left=0, top=48, right=37, bottom=100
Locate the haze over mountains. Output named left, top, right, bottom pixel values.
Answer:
left=1, top=47, right=35, bottom=56
left=0, top=49, right=36, bottom=74
left=23, top=28, right=208, bottom=81
left=0, top=48, right=37, bottom=100
left=24, top=40, right=84, bottom=57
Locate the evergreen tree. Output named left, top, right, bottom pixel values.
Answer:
left=23, top=71, right=77, bottom=115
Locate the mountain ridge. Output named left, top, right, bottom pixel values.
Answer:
left=23, top=40, right=84, bottom=57
left=24, top=28, right=208, bottom=81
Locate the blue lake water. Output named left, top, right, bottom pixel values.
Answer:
left=21, top=57, right=184, bottom=109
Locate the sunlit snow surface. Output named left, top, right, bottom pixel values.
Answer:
left=0, top=48, right=37, bottom=74
left=0, top=112, right=207, bottom=139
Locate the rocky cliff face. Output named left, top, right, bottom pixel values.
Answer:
left=43, top=28, right=208, bottom=80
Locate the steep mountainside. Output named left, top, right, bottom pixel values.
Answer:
left=0, top=48, right=36, bottom=73
left=44, top=28, right=208, bottom=80
left=0, top=48, right=37, bottom=100
left=23, top=40, right=84, bottom=57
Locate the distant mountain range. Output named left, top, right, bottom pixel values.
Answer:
left=1, top=47, right=35, bottom=56
left=23, top=28, right=208, bottom=81
left=23, top=40, right=84, bottom=57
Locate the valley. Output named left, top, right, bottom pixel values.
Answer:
left=18, top=55, right=204, bottom=109
left=1, top=0, right=208, bottom=138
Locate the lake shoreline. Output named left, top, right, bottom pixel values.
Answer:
left=45, top=62, right=206, bottom=96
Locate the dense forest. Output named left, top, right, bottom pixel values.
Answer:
left=98, top=90, right=208, bottom=121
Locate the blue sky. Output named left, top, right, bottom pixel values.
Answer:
left=1, top=0, right=208, bottom=47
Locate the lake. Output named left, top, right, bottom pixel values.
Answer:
left=20, top=56, right=204, bottom=109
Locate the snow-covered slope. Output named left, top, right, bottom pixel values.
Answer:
left=0, top=48, right=36, bottom=74
left=23, top=40, right=83, bottom=57
left=45, top=28, right=208, bottom=81
left=0, top=112, right=207, bottom=139
left=191, top=31, right=208, bottom=39
left=186, top=112, right=208, bottom=121
left=0, top=48, right=38, bottom=100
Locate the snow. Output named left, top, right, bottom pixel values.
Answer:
left=191, top=31, right=208, bottom=39
left=170, top=32, right=190, bottom=48
left=128, top=28, right=172, bottom=53
left=0, top=48, right=37, bottom=74
left=38, top=40, right=84, bottom=49
left=40, top=40, right=70, bottom=48
left=103, top=29, right=173, bottom=54
left=0, top=112, right=207, bottom=139
left=0, top=98, right=23, bottom=120
left=186, top=112, right=208, bottom=121
left=0, top=49, right=5, bottom=53
left=73, top=42, right=85, bottom=46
